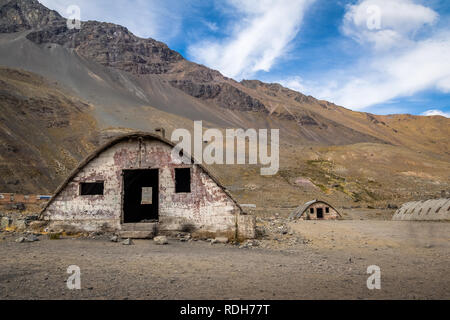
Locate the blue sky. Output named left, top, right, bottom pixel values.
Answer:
left=40, top=0, right=450, bottom=117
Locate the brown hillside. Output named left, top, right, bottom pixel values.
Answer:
left=0, top=0, right=448, bottom=210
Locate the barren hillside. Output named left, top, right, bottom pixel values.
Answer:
left=0, top=0, right=448, bottom=210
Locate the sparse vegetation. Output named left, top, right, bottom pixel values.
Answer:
left=48, top=233, right=61, bottom=240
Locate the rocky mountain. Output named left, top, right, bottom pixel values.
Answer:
left=0, top=0, right=61, bottom=32
left=0, top=0, right=448, bottom=208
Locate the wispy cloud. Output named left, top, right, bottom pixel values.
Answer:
left=280, top=0, right=450, bottom=110
left=188, top=0, right=315, bottom=79
left=422, top=109, right=450, bottom=117
left=203, top=21, right=219, bottom=32
left=342, top=0, right=438, bottom=50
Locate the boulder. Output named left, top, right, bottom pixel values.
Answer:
left=153, top=236, right=168, bottom=245
left=13, top=219, right=27, bottom=230
left=25, top=234, right=39, bottom=242
left=27, top=221, right=48, bottom=231
left=1, top=217, right=12, bottom=229
left=15, top=237, right=26, bottom=243
left=214, top=237, right=229, bottom=244
left=122, top=238, right=133, bottom=245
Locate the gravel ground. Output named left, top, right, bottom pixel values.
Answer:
left=0, top=220, right=448, bottom=300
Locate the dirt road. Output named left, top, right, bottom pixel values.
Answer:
left=0, top=220, right=448, bottom=300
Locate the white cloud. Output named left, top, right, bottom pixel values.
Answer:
left=279, top=1, right=450, bottom=110
left=281, top=31, right=450, bottom=109
left=342, top=0, right=438, bottom=50
left=422, top=109, right=450, bottom=117
left=188, top=0, right=314, bottom=79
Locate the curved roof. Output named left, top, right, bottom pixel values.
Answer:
left=289, top=199, right=340, bottom=220
left=40, top=131, right=243, bottom=215
left=393, top=198, right=450, bottom=220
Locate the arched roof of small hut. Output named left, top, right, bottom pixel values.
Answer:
left=40, top=132, right=243, bottom=215
left=393, top=198, right=450, bottom=217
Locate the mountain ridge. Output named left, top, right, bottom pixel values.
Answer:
left=0, top=0, right=448, bottom=207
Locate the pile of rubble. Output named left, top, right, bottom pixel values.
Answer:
left=253, top=214, right=313, bottom=250
left=0, top=213, right=47, bottom=232
left=1, top=212, right=313, bottom=251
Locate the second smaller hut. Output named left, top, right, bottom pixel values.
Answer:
left=289, top=200, right=341, bottom=220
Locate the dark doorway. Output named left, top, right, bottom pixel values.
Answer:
left=316, top=208, right=324, bottom=219
left=123, top=169, right=159, bottom=223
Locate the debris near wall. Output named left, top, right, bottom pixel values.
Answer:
left=0, top=212, right=41, bottom=232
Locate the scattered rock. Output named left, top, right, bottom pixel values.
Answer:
left=122, top=238, right=133, bottom=245
left=154, top=236, right=168, bottom=245
left=26, top=234, right=39, bottom=242
left=110, top=235, right=119, bottom=242
left=279, top=226, right=288, bottom=235
left=1, top=217, right=12, bottom=229
left=25, top=215, right=39, bottom=222
left=27, top=220, right=48, bottom=231
left=214, top=237, right=229, bottom=244
left=15, top=237, right=26, bottom=243
left=13, top=219, right=27, bottom=230
left=15, top=235, right=39, bottom=243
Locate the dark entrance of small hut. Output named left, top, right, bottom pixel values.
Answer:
left=123, top=169, right=159, bottom=223
left=316, top=208, right=324, bottom=219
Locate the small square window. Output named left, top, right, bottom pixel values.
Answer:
left=175, top=168, right=191, bottom=193
left=326, top=207, right=330, bottom=213
left=310, top=208, right=314, bottom=214
left=80, top=182, right=104, bottom=195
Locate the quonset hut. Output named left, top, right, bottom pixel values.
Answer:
left=40, top=132, right=255, bottom=239
left=392, top=198, right=450, bottom=221
left=289, top=200, right=341, bottom=220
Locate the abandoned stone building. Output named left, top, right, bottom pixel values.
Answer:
left=289, top=200, right=341, bottom=220
left=40, top=132, right=255, bottom=239
left=392, top=198, right=450, bottom=221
